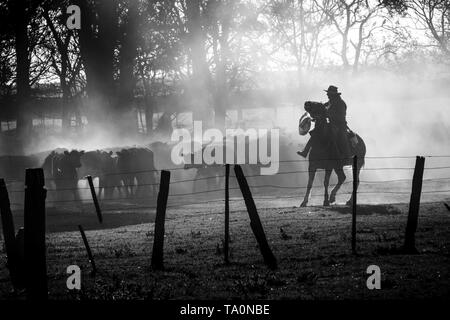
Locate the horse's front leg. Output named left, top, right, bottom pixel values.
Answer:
left=300, top=167, right=316, bottom=207
left=329, top=168, right=346, bottom=204
left=323, top=169, right=332, bottom=206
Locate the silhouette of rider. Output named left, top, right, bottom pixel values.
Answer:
left=297, top=85, right=351, bottom=159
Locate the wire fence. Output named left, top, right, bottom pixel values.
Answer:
left=1, top=154, right=449, bottom=274
left=3, top=155, right=450, bottom=210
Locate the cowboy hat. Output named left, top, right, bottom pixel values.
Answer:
left=324, top=85, right=341, bottom=95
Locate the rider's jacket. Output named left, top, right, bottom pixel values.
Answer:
left=325, top=97, right=347, bottom=129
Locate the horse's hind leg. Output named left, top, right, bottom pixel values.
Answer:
left=346, top=165, right=361, bottom=206
left=300, top=167, right=316, bottom=207
left=329, top=168, right=346, bottom=204
left=323, top=169, right=332, bottom=206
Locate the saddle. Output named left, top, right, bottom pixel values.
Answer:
left=326, top=125, right=357, bottom=162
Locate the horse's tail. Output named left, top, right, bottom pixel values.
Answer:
left=356, top=134, right=366, bottom=168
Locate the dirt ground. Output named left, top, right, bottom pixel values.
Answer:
left=1, top=191, right=449, bottom=300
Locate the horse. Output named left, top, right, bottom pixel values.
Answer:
left=300, top=101, right=366, bottom=207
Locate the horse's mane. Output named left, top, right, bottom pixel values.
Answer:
left=304, top=101, right=327, bottom=119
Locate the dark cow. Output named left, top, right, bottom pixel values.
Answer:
left=42, top=150, right=85, bottom=202
left=116, top=148, right=157, bottom=199
left=185, top=162, right=224, bottom=192
left=183, top=147, right=223, bottom=192
left=183, top=141, right=225, bottom=192
left=79, top=150, right=122, bottom=199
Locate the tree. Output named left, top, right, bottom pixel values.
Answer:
left=408, top=0, right=449, bottom=57
left=74, top=0, right=119, bottom=129
left=381, top=0, right=449, bottom=58
left=116, top=0, right=141, bottom=133
left=135, top=0, right=185, bottom=134
left=42, top=0, right=83, bottom=132
left=185, top=0, right=213, bottom=124
left=1, top=0, right=50, bottom=151
left=6, top=0, right=45, bottom=141
left=318, top=0, right=385, bottom=72
left=0, top=3, right=15, bottom=96
left=266, top=0, right=331, bottom=84
left=205, top=0, right=235, bottom=131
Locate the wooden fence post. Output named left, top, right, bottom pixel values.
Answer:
left=0, top=179, right=22, bottom=287
left=86, top=175, right=102, bottom=223
left=78, top=225, right=97, bottom=275
left=352, top=155, right=357, bottom=255
left=24, top=168, right=47, bottom=300
left=234, top=165, right=277, bottom=270
left=224, top=164, right=230, bottom=264
left=403, top=156, right=425, bottom=253
left=151, top=170, right=170, bottom=270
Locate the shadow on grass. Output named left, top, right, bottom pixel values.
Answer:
left=8, top=204, right=156, bottom=234
left=328, top=204, right=404, bottom=216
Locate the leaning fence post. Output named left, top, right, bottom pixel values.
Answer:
left=224, top=164, right=230, bottom=264
left=403, top=156, right=425, bottom=253
left=234, top=165, right=277, bottom=270
left=24, top=168, right=48, bottom=300
left=86, top=175, right=102, bottom=223
left=352, top=155, right=357, bottom=255
left=151, top=170, right=170, bottom=270
left=78, top=225, right=97, bottom=276
left=0, top=179, right=22, bottom=287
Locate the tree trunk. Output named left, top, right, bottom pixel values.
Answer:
left=75, top=0, right=118, bottom=130
left=13, top=0, right=32, bottom=143
left=145, top=101, right=154, bottom=134
left=42, top=8, right=72, bottom=133
left=186, top=0, right=211, bottom=126
left=116, top=0, right=139, bottom=134
left=213, top=4, right=231, bottom=133
left=341, top=31, right=350, bottom=69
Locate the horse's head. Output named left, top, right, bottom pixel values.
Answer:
left=304, top=101, right=327, bottom=120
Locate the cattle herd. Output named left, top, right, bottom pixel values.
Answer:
left=0, top=135, right=302, bottom=206
left=0, top=146, right=161, bottom=203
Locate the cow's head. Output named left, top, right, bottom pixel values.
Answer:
left=64, top=150, right=85, bottom=168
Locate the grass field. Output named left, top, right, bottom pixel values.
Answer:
left=1, top=188, right=449, bottom=300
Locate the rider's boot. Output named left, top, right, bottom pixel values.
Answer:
left=297, top=150, right=308, bottom=158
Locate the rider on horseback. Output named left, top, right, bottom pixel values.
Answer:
left=297, top=85, right=351, bottom=160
